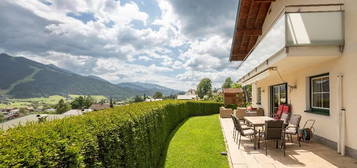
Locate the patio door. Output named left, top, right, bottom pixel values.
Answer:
left=270, top=83, right=288, bottom=116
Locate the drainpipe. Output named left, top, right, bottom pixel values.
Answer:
left=337, top=74, right=345, bottom=155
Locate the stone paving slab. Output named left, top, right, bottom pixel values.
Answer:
left=219, top=118, right=357, bottom=168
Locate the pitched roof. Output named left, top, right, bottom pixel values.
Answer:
left=89, top=104, right=110, bottom=111
left=223, top=88, right=243, bottom=94
left=230, top=0, right=274, bottom=61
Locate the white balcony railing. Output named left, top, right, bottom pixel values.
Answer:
left=237, top=10, right=344, bottom=80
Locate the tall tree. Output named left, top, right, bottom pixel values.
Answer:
left=243, top=85, right=252, bottom=103
left=109, top=97, right=114, bottom=108
left=153, top=92, right=163, bottom=99
left=71, top=96, right=94, bottom=109
left=0, top=112, right=4, bottom=122
left=55, top=99, right=71, bottom=114
left=222, top=77, right=233, bottom=88
left=134, top=95, right=144, bottom=102
left=231, top=82, right=242, bottom=89
left=196, top=78, right=212, bottom=99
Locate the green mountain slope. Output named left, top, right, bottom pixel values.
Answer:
left=0, top=53, right=181, bottom=99
left=117, top=82, right=182, bottom=96
left=0, top=54, right=131, bottom=98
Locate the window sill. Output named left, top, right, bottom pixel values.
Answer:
left=304, top=109, right=330, bottom=116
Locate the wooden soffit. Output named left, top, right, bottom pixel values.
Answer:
left=230, top=0, right=274, bottom=61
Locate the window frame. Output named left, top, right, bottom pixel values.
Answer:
left=308, top=73, right=330, bottom=116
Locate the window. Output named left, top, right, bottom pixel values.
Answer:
left=309, top=74, right=330, bottom=115
left=257, top=87, right=262, bottom=105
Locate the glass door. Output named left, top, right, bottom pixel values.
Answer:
left=270, top=83, right=288, bottom=116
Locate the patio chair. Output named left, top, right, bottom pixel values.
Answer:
left=231, top=115, right=256, bottom=149
left=263, top=120, right=285, bottom=156
left=273, top=104, right=290, bottom=119
left=285, top=114, right=302, bottom=147
left=273, top=105, right=284, bottom=119
left=235, top=108, right=246, bottom=120
left=256, top=108, right=264, bottom=116
left=233, top=109, right=245, bottom=125
left=231, top=115, right=251, bottom=139
left=280, top=113, right=290, bottom=126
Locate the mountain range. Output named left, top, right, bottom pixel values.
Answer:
left=0, top=53, right=182, bottom=99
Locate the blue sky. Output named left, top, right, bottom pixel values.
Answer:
left=0, top=0, right=243, bottom=90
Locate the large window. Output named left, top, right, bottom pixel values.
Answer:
left=271, top=83, right=288, bottom=116
left=309, top=74, right=330, bottom=115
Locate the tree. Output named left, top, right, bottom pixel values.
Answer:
left=109, top=97, right=114, bottom=108
left=99, top=99, right=106, bottom=104
left=222, top=77, right=233, bottom=88
left=19, top=108, right=29, bottom=116
left=243, top=85, right=252, bottom=103
left=231, top=82, right=242, bottom=89
left=55, top=99, right=71, bottom=114
left=84, top=96, right=94, bottom=108
left=196, top=78, right=212, bottom=99
left=71, top=96, right=94, bottom=109
left=153, top=92, right=163, bottom=99
left=134, top=95, right=144, bottom=102
left=0, top=112, right=4, bottom=122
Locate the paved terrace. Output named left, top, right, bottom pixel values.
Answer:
left=220, top=118, right=357, bottom=168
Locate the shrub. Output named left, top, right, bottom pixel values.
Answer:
left=224, top=104, right=237, bottom=109
left=0, top=100, right=221, bottom=167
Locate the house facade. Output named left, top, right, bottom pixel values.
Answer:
left=230, top=0, right=357, bottom=158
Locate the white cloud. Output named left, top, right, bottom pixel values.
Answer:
left=0, top=0, right=242, bottom=91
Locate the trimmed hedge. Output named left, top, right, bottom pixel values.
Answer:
left=0, top=100, right=221, bottom=167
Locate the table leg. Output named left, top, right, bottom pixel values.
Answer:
left=253, top=125, right=256, bottom=150
left=258, top=129, right=261, bottom=149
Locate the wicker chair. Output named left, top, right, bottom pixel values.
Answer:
left=263, top=120, right=286, bottom=156
left=231, top=115, right=256, bottom=149
left=256, top=108, right=265, bottom=116
left=231, top=115, right=251, bottom=140
left=235, top=107, right=246, bottom=120
left=220, top=107, right=233, bottom=118
left=285, top=114, right=302, bottom=147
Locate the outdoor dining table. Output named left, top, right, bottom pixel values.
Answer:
left=244, top=116, right=274, bottom=149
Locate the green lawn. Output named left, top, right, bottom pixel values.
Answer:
left=164, top=114, right=229, bottom=168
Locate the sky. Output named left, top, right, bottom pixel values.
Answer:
left=0, top=0, right=245, bottom=91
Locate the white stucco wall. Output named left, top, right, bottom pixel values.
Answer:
left=247, top=0, right=357, bottom=151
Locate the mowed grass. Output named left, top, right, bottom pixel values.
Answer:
left=164, top=114, right=229, bottom=168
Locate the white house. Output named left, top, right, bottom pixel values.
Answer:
left=230, top=0, right=357, bottom=158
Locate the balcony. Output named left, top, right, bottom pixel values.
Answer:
left=237, top=8, right=344, bottom=84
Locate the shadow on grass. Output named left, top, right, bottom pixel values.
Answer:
left=158, top=117, right=189, bottom=168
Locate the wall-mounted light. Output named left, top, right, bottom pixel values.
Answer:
left=288, top=85, right=297, bottom=89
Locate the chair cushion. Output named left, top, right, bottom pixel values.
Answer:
left=287, top=124, right=296, bottom=128
left=285, top=127, right=297, bottom=134
left=241, top=124, right=251, bottom=130
left=242, top=129, right=255, bottom=136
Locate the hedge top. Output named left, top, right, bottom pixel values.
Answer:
left=0, top=100, right=221, bottom=168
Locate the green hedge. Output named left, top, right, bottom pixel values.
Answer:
left=0, top=100, right=221, bottom=167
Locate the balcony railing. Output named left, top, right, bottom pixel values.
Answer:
left=237, top=9, right=344, bottom=80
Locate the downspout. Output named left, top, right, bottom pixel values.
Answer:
left=337, top=74, right=345, bottom=155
